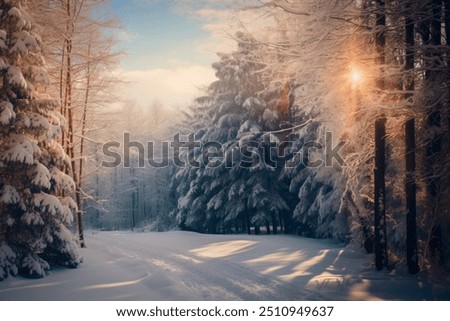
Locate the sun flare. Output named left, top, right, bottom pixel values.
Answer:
left=350, top=67, right=363, bottom=85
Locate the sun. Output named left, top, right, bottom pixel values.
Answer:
left=349, top=67, right=363, bottom=86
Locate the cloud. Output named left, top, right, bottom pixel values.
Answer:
left=121, top=64, right=217, bottom=109
left=117, top=30, right=136, bottom=41
left=114, top=0, right=273, bottom=111
left=188, top=2, right=275, bottom=57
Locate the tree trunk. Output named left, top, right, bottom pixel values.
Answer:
left=278, top=213, right=284, bottom=233
left=425, top=0, right=444, bottom=264
left=406, top=119, right=419, bottom=273
left=79, top=34, right=91, bottom=189
left=59, top=42, right=66, bottom=148
left=374, top=0, right=388, bottom=271
left=271, top=213, right=278, bottom=234
left=65, top=0, right=85, bottom=247
left=374, top=117, right=388, bottom=270
left=265, top=220, right=271, bottom=235
left=245, top=212, right=251, bottom=234
left=405, top=0, right=419, bottom=274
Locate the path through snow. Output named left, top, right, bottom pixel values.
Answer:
left=0, top=231, right=449, bottom=300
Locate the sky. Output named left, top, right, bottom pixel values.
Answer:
left=110, top=0, right=235, bottom=109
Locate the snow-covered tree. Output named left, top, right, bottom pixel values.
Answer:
left=0, top=0, right=80, bottom=280
left=171, top=32, right=296, bottom=234
left=27, top=0, right=124, bottom=246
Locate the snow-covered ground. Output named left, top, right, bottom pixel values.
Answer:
left=0, top=231, right=449, bottom=300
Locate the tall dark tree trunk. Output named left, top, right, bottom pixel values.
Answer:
left=278, top=213, right=284, bottom=233
left=405, top=0, right=419, bottom=274
left=374, top=0, right=388, bottom=270
left=425, top=0, right=444, bottom=264
left=445, top=0, right=450, bottom=265
left=245, top=212, right=251, bottom=234
left=405, top=120, right=419, bottom=272
left=265, top=220, right=271, bottom=235
left=446, top=0, right=450, bottom=137
left=271, top=213, right=278, bottom=234
left=374, top=117, right=387, bottom=270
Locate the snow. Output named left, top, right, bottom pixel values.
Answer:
left=0, top=185, right=20, bottom=205
left=20, top=254, right=50, bottom=278
left=0, top=29, right=6, bottom=48
left=50, top=168, right=75, bottom=193
left=1, top=134, right=38, bottom=165
left=8, top=7, right=22, bottom=19
left=22, top=211, right=44, bottom=226
left=31, top=66, right=50, bottom=85
left=8, top=5, right=32, bottom=30
left=7, top=66, right=27, bottom=89
left=0, top=101, right=16, bottom=125
left=33, top=193, right=64, bottom=216
left=32, top=163, right=51, bottom=189
left=59, top=197, right=76, bottom=224
left=0, top=231, right=448, bottom=300
left=0, top=243, right=17, bottom=281
left=48, top=141, right=70, bottom=166
left=0, top=29, right=5, bottom=38
left=29, top=112, right=51, bottom=130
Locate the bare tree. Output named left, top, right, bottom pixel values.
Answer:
left=29, top=0, right=124, bottom=246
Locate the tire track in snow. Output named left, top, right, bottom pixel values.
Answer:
left=93, top=232, right=311, bottom=300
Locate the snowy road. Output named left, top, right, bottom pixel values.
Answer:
left=0, top=231, right=449, bottom=300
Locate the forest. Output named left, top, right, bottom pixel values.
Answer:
left=1, top=0, right=450, bottom=282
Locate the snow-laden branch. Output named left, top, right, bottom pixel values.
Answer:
left=262, top=117, right=313, bottom=136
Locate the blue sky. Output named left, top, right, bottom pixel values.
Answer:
left=109, top=0, right=234, bottom=108
left=111, top=0, right=215, bottom=70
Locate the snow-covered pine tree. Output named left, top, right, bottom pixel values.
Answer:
left=172, top=32, right=294, bottom=234
left=0, top=0, right=80, bottom=280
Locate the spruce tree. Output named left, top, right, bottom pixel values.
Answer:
left=0, top=0, right=80, bottom=280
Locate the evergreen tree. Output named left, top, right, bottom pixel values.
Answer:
left=0, top=0, right=80, bottom=280
left=172, top=32, right=288, bottom=234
